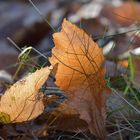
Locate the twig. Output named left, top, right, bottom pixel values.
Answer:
left=28, top=0, right=56, bottom=32
left=111, top=88, right=140, bottom=114
left=116, top=120, right=123, bottom=140
left=7, top=37, right=22, bottom=51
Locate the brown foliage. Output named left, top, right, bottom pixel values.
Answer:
left=101, top=2, right=140, bottom=26
left=50, top=19, right=107, bottom=139
left=0, top=67, right=51, bottom=123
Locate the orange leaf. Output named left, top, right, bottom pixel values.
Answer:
left=0, top=67, right=51, bottom=123
left=118, top=60, right=128, bottom=68
left=50, top=19, right=107, bottom=139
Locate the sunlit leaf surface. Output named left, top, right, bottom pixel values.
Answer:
left=50, top=19, right=107, bottom=140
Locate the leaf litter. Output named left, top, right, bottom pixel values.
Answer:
left=1, top=1, right=140, bottom=139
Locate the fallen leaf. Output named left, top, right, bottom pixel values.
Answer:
left=50, top=19, right=107, bottom=139
left=118, top=60, right=128, bottom=68
left=0, top=67, right=51, bottom=123
left=45, top=103, right=88, bottom=132
left=101, top=2, right=140, bottom=27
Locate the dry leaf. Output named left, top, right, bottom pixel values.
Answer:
left=0, top=67, right=51, bottom=123
left=50, top=19, right=107, bottom=139
left=101, top=2, right=140, bottom=27
left=118, top=60, right=128, bottom=68
left=45, top=103, right=88, bottom=132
